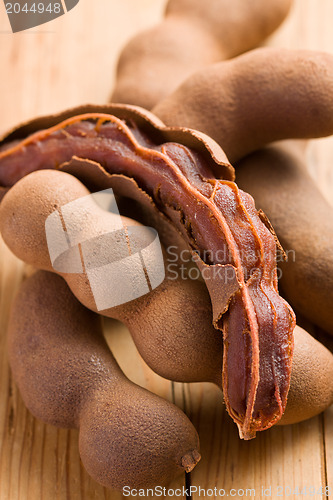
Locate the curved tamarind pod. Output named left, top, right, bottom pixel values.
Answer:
left=0, top=108, right=295, bottom=440
left=111, top=0, right=293, bottom=109
left=153, top=48, right=333, bottom=164
left=7, top=270, right=200, bottom=490
left=235, top=142, right=333, bottom=335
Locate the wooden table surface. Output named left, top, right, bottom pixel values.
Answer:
left=1, top=1, right=333, bottom=498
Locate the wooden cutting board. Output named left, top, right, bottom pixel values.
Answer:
left=0, top=1, right=333, bottom=498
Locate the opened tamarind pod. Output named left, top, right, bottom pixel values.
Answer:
left=153, top=48, right=333, bottom=164
left=235, top=142, right=333, bottom=335
left=117, top=254, right=333, bottom=426
left=8, top=270, right=200, bottom=490
left=125, top=280, right=333, bottom=426
left=111, top=0, right=293, bottom=109
left=0, top=107, right=295, bottom=440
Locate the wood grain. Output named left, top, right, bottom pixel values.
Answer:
left=0, top=0, right=333, bottom=498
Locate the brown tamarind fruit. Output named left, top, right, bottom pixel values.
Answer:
left=153, top=48, right=333, bottom=163
left=111, top=0, right=293, bottom=109
left=1, top=168, right=332, bottom=431
left=7, top=270, right=200, bottom=490
left=119, top=275, right=223, bottom=385
left=121, top=271, right=333, bottom=426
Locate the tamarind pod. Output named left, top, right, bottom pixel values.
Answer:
left=0, top=107, right=296, bottom=440
left=152, top=48, right=333, bottom=164
left=7, top=270, right=200, bottom=490
left=123, top=272, right=333, bottom=425
left=59, top=188, right=330, bottom=427
left=235, top=142, right=333, bottom=335
left=120, top=258, right=333, bottom=427
left=111, top=0, right=293, bottom=109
